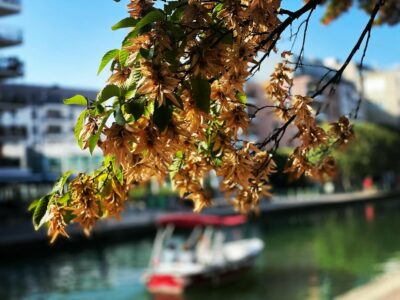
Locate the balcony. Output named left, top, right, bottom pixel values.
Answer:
left=0, top=92, right=27, bottom=110
left=0, top=0, right=21, bottom=16
left=0, top=56, right=23, bottom=79
left=0, top=125, right=27, bottom=142
left=0, top=26, right=22, bottom=47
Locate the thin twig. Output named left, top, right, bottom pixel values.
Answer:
left=311, top=0, right=385, bottom=99
left=249, top=0, right=322, bottom=76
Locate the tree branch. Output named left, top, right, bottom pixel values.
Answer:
left=311, top=0, right=385, bottom=99
left=249, top=0, right=323, bottom=76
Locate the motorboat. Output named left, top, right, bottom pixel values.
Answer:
left=143, top=213, right=264, bottom=295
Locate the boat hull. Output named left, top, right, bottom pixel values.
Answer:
left=146, top=251, right=260, bottom=294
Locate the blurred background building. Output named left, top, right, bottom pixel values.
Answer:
left=0, top=0, right=23, bottom=80
left=0, top=84, right=100, bottom=179
left=246, top=57, right=400, bottom=150
left=0, top=0, right=101, bottom=202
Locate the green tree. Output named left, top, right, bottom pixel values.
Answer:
left=335, top=123, right=400, bottom=183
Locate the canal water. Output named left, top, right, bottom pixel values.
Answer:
left=2, top=198, right=400, bottom=300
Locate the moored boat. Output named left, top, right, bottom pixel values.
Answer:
left=143, top=213, right=264, bottom=295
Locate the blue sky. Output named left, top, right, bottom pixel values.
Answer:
left=2, top=0, right=399, bottom=90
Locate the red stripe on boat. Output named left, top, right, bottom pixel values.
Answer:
left=157, top=214, right=246, bottom=228
left=147, top=275, right=184, bottom=294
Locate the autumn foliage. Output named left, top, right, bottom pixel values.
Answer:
left=29, top=0, right=390, bottom=242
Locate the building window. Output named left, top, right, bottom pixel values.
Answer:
left=47, top=158, right=62, bottom=175
left=46, top=125, right=62, bottom=134
left=46, top=109, right=63, bottom=119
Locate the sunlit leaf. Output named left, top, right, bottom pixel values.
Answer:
left=33, top=195, right=51, bottom=230
left=97, top=49, right=119, bottom=75
left=123, top=10, right=165, bottom=45
left=119, top=49, right=129, bottom=67
left=64, top=95, right=87, bottom=106
left=75, top=109, right=88, bottom=149
left=97, top=85, right=121, bottom=103
left=51, top=171, right=73, bottom=194
left=28, top=198, right=40, bottom=212
left=88, top=110, right=112, bottom=154
left=236, top=91, right=247, bottom=104
left=169, top=151, right=184, bottom=181
left=112, top=17, right=139, bottom=30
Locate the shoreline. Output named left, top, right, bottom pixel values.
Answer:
left=0, top=189, right=399, bottom=256
left=336, top=269, right=400, bottom=300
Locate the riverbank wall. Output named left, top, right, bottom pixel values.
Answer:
left=1, top=189, right=399, bottom=257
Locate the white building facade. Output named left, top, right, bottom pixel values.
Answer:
left=0, top=84, right=102, bottom=180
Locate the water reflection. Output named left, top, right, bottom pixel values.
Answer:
left=1, top=200, right=400, bottom=300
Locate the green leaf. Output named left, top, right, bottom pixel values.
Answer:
left=108, top=155, right=124, bottom=184
left=96, top=103, right=105, bottom=115
left=169, top=151, right=184, bottom=182
left=139, top=47, right=155, bottom=60
left=166, top=22, right=185, bottom=41
left=213, top=3, right=223, bottom=13
left=124, top=10, right=165, bottom=43
left=164, top=1, right=181, bottom=14
left=88, top=110, right=112, bottom=154
left=64, top=95, right=87, bottom=106
left=51, top=171, right=73, bottom=194
left=122, top=31, right=136, bottom=47
left=124, top=87, right=136, bottom=100
left=33, top=195, right=51, bottom=230
left=144, top=100, right=155, bottom=116
left=112, top=17, right=139, bottom=30
left=115, top=167, right=124, bottom=185
left=115, top=105, right=126, bottom=126
left=58, top=193, right=71, bottom=205
left=28, top=198, right=40, bottom=212
left=126, top=97, right=146, bottom=120
left=98, top=49, right=120, bottom=75
left=75, top=109, right=88, bottom=149
left=170, top=6, right=185, bottom=22
left=191, top=77, right=211, bottom=113
left=97, top=85, right=121, bottom=103
left=153, top=104, right=172, bottom=131
left=119, top=49, right=129, bottom=67
left=213, top=157, right=222, bottom=168
left=63, top=210, right=76, bottom=224
left=236, top=91, right=247, bottom=104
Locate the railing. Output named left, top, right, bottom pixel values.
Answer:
left=0, top=0, right=21, bottom=7
left=0, top=56, right=23, bottom=76
left=0, top=125, right=27, bottom=140
left=0, top=26, right=22, bottom=44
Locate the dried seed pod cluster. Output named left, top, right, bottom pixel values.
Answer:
left=30, top=0, right=356, bottom=242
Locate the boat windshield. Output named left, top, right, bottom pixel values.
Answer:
left=149, top=224, right=247, bottom=267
